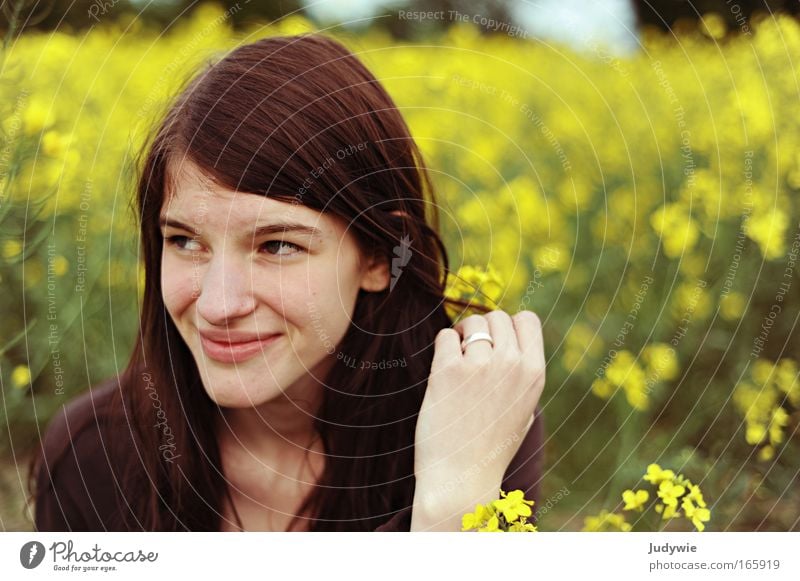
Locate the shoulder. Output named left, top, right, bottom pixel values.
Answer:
left=38, top=376, right=123, bottom=474
left=34, top=376, right=133, bottom=531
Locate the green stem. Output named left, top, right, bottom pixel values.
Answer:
left=605, top=392, right=641, bottom=507
left=2, top=0, right=25, bottom=54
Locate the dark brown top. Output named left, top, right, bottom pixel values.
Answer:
left=33, top=376, right=545, bottom=531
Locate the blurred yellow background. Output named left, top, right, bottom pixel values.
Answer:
left=1, top=3, right=798, bottom=531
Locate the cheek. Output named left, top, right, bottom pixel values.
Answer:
left=280, top=261, right=361, bottom=351
left=160, top=255, right=196, bottom=317
left=317, top=265, right=361, bottom=333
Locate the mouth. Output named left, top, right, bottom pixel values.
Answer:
left=199, top=333, right=282, bottom=364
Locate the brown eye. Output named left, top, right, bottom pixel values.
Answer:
left=166, top=235, right=203, bottom=252
left=262, top=240, right=304, bottom=256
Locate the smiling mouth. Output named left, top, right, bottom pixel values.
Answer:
left=199, top=333, right=281, bottom=364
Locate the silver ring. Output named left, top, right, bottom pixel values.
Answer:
left=461, top=331, right=494, bottom=352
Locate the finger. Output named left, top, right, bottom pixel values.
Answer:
left=452, top=314, right=492, bottom=360
left=431, top=328, right=462, bottom=369
left=451, top=313, right=477, bottom=338
left=484, top=309, right=518, bottom=354
left=512, top=310, right=543, bottom=362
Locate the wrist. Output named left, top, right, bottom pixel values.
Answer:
left=410, top=474, right=504, bottom=531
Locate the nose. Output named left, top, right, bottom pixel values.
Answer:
left=195, top=253, right=257, bottom=325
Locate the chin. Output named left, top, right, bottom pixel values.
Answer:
left=200, top=370, right=284, bottom=409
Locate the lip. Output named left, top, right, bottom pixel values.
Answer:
left=199, top=333, right=281, bottom=364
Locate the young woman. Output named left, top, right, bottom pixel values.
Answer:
left=28, top=33, right=547, bottom=532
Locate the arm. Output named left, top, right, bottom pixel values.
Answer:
left=409, top=405, right=545, bottom=531
left=407, top=311, right=547, bottom=531
left=375, top=404, right=545, bottom=532
left=497, top=403, right=545, bottom=516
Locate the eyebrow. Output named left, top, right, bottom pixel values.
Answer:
left=158, top=216, right=323, bottom=239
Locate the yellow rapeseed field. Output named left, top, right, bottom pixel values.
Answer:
left=1, top=6, right=798, bottom=530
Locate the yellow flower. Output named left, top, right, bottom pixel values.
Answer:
left=650, top=203, right=699, bottom=258
left=775, top=359, right=798, bottom=401
left=736, top=358, right=798, bottom=457
left=591, top=377, right=615, bottom=398
left=53, top=255, right=69, bottom=277
left=582, top=510, right=631, bottom=532
left=462, top=490, right=537, bottom=532
left=643, top=463, right=675, bottom=485
left=686, top=484, right=707, bottom=509
left=604, top=351, right=637, bottom=385
left=2, top=240, right=23, bottom=259
left=670, top=281, right=712, bottom=322
left=745, top=422, right=767, bottom=445
left=42, top=130, right=73, bottom=157
left=276, top=14, right=317, bottom=35
left=594, top=351, right=651, bottom=410
left=746, top=208, right=788, bottom=260
left=461, top=502, right=494, bottom=531
left=655, top=502, right=679, bottom=520
left=657, top=480, right=686, bottom=508
left=625, top=387, right=649, bottom=411
left=681, top=498, right=711, bottom=532
left=700, top=12, right=727, bottom=39
left=23, top=98, right=56, bottom=134
left=719, top=291, right=746, bottom=320
left=758, top=445, right=775, bottom=461
left=479, top=514, right=500, bottom=532
left=622, top=489, right=649, bottom=512
left=768, top=407, right=789, bottom=446
left=642, top=343, right=679, bottom=381
left=444, top=264, right=504, bottom=319
left=508, top=520, right=538, bottom=532
left=751, top=358, right=775, bottom=386
left=492, top=489, right=534, bottom=522
left=11, top=365, right=32, bottom=389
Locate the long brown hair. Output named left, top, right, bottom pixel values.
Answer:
left=30, top=33, right=492, bottom=531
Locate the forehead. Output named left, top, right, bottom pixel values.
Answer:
left=161, top=158, right=332, bottom=231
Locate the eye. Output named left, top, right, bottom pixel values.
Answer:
left=262, top=240, right=304, bottom=256
left=165, top=235, right=203, bottom=252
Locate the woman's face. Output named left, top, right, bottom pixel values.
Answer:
left=159, top=159, right=389, bottom=408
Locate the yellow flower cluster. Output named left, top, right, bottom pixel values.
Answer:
left=583, top=463, right=711, bottom=532
left=461, top=489, right=538, bottom=532
left=4, top=8, right=798, bottom=284
left=745, top=208, right=791, bottom=261
left=645, top=464, right=711, bottom=532
left=733, top=358, right=798, bottom=461
left=719, top=291, right=747, bottom=321
left=444, top=264, right=504, bottom=321
left=591, top=344, right=679, bottom=410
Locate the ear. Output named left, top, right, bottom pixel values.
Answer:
left=359, top=210, right=409, bottom=293
left=360, top=253, right=391, bottom=293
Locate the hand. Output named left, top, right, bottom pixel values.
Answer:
left=411, top=309, right=546, bottom=530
